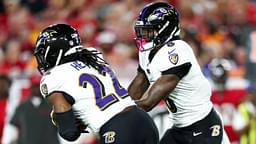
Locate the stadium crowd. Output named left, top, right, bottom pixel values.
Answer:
left=0, top=0, right=256, bottom=144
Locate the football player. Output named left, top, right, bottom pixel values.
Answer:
left=128, top=2, right=230, bottom=144
left=34, top=24, right=159, bottom=144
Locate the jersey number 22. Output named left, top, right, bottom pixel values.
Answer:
left=79, top=66, right=128, bottom=111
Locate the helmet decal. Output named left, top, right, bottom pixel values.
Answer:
left=148, top=8, right=174, bottom=22
left=37, top=30, right=58, bottom=46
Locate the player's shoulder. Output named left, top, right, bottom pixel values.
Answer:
left=39, top=65, right=70, bottom=97
left=152, top=40, right=193, bottom=68
left=173, top=39, right=189, bottom=45
left=170, top=40, right=191, bottom=51
left=42, top=64, right=69, bottom=80
left=161, top=40, right=193, bottom=58
left=158, top=40, right=188, bottom=52
left=154, top=40, right=185, bottom=60
left=150, top=42, right=179, bottom=68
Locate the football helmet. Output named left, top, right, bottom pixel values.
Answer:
left=134, top=2, right=180, bottom=51
left=209, top=58, right=232, bottom=84
left=34, top=23, right=82, bottom=74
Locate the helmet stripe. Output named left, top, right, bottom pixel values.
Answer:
left=55, top=49, right=63, bottom=66
left=44, top=46, right=50, bottom=59
left=158, top=21, right=170, bottom=34
left=165, top=26, right=180, bottom=43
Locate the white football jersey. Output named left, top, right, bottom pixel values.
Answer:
left=40, top=48, right=135, bottom=133
left=139, top=40, right=213, bottom=127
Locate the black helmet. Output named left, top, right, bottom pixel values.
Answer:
left=209, top=58, right=232, bottom=84
left=134, top=2, right=180, bottom=51
left=34, top=23, right=82, bottom=74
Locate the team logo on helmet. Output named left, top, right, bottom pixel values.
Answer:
left=149, top=8, right=174, bottom=22
left=169, top=53, right=178, bottom=65
left=36, top=30, right=57, bottom=47
left=41, top=84, right=48, bottom=95
left=42, top=30, right=57, bottom=38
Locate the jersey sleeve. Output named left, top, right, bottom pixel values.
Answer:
left=40, top=71, right=64, bottom=98
left=154, top=43, right=192, bottom=79
left=40, top=66, right=76, bottom=105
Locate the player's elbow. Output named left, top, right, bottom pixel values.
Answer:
left=143, top=105, right=154, bottom=112
left=136, top=100, right=155, bottom=112
left=59, top=130, right=81, bottom=141
left=53, top=109, right=82, bottom=141
left=145, top=103, right=156, bottom=112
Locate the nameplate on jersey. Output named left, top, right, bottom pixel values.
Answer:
left=70, top=61, right=86, bottom=71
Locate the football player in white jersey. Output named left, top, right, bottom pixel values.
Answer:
left=33, top=24, right=159, bottom=143
left=128, top=2, right=230, bottom=144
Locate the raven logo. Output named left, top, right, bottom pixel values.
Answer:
left=36, top=30, right=57, bottom=47
left=169, top=53, right=178, bottom=65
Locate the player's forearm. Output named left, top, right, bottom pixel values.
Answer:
left=136, top=74, right=179, bottom=112
left=135, top=97, right=159, bottom=112
left=47, top=93, right=81, bottom=141
left=128, top=73, right=149, bottom=100
left=135, top=86, right=165, bottom=112
left=128, top=82, right=147, bottom=100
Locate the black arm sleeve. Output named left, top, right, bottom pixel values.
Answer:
left=161, top=62, right=192, bottom=79
left=54, top=109, right=81, bottom=141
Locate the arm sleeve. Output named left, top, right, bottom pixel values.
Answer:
left=54, top=109, right=81, bottom=141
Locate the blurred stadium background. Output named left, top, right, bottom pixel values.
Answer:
left=0, top=0, right=256, bottom=144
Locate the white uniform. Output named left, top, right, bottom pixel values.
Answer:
left=139, top=40, right=213, bottom=128
left=40, top=49, right=135, bottom=133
